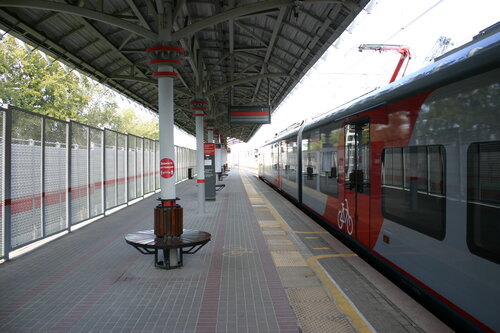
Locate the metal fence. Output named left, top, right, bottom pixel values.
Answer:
left=0, top=106, right=196, bottom=260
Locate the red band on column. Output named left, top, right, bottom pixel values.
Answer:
left=153, top=72, right=179, bottom=77
left=197, top=179, right=205, bottom=183
left=148, top=59, right=183, bottom=65
left=161, top=200, right=176, bottom=207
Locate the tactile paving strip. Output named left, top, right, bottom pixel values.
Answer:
left=299, top=316, right=355, bottom=333
left=293, top=301, right=345, bottom=318
left=271, top=251, right=308, bottom=267
left=266, top=238, right=293, bottom=245
left=242, top=174, right=363, bottom=333
left=287, top=284, right=357, bottom=333
left=263, top=230, right=287, bottom=236
left=254, top=210, right=275, bottom=221
left=258, top=220, right=282, bottom=228
left=286, top=287, right=331, bottom=303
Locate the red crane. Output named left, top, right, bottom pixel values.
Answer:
left=358, top=44, right=412, bottom=83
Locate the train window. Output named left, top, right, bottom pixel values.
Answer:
left=467, top=142, right=500, bottom=264
left=302, top=130, right=321, bottom=191
left=272, top=143, right=279, bottom=171
left=393, top=148, right=403, bottom=187
left=403, top=147, right=411, bottom=190
left=319, top=125, right=341, bottom=197
left=381, top=145, right=446, bottom=240
left=428, top=146, right=445, bottom=194
left=383, top=147, right=405, bottom=187
left=282, top=139, right=297, bottom=183
left=280, top=141, right=287, bottom=173
left=383, top=148, right=393, bottom=185
left=345, top=122, right=370, bottom=194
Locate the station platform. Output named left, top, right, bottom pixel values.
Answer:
left=0, top=168, right=452, bottom=333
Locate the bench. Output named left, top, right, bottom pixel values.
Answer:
left=125, top=229, right=211, bottom=269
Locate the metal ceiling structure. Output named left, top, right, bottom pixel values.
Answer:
left=0, top=0, right=369, bottom=143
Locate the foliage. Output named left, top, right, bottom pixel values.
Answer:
left=0, top=34, right=159, bottom=140
left=0, top=35, right=88, bottom=120
left=79, top=83, right=120, bottom=128
left=113, top=107, right=159, bottom=140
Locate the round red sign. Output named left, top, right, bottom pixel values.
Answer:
left=160, top=158, right=175, bottom=179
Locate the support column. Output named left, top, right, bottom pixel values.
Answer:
left=206, top=120, right=215, bottom=143
left=147, top=43, right=184, bottom=268
left=157, top=63, right=176, bottom=201
left=190, top=99, right=207, bottom=213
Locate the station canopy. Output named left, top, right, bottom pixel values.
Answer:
left=0, top=0, right=369, bottom=142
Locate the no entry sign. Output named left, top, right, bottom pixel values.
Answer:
left=160, top=158, right=175, bottom=178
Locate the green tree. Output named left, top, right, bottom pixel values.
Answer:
left=113, top=107, right=159, bottom=140
left=1, top=34, right=159, bottom=140
left=0, top=35, right=88, bottom=120
left=80, top=83, right=120, bottom=128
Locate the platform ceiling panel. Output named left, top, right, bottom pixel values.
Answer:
left=0, top=0, right=369, bottom=142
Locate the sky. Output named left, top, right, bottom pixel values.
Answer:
left=239, top=0, right=500, bottom=149
left=120, top=0, right=500, bottom=152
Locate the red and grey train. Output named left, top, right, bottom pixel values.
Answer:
left=258, top=23, right=499, bottom=332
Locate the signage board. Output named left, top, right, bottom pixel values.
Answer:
left=160, top=158, right=174, bottom=178
left=228, top=105, right=271, bottom=124
left=215, top=144, right=222, bottom=174
left=204, top=143, right=216, bottom=200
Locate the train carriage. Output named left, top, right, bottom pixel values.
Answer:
left=258, top=23, right=500, bottom=332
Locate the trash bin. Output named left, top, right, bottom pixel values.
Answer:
left=188, top=168, right=194, bottom=179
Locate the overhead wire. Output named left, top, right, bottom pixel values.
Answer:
left=339, top=0, right=445, bottom=73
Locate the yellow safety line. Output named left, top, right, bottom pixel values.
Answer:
left=307, top=254, right=373, bottom=333
left=243, top=175, right=372, bottom=332
left=245, top=183, right=328, bottom=234
left=312, top=247, right=331, bottom=250
left=313, top=254, right=358, bottom=259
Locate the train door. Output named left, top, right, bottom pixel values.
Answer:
left=342, top=119, right=370, bottom=246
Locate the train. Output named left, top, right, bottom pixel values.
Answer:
left=258, top=22, right=500, bottom=332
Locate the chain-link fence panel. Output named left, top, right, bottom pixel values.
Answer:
left=147, top=139, right=155, bottom=193
left=143, top=139, right=150, bottom=194
left=136, top=137, right=143, bottom=197
left=71, top=123, right=88, bottom=224
left=155, top=141, right=160, bottom=189
left=142, top=139, right=149, bottom=194
left=117, top=133, right=127, bottom=205
left=178, top=146, right=182, bottom=183
left=89, top=128, right=103, bottom=217
left=182, top=147, right=186, bottom=180
left=1, top=107, right=168, bottom=257
left=175, top=146, right=180, bottom=183
left=0, top=110, right=4, bottom=257
left=191, top=149, right=197, bottom=176
left=44, top=119, right=67, bottom=236
left=128, top=135, right=137, bottom=200
left=105, top=130, right=117, bottom=210
left=10, top=110, right=42, bottom=249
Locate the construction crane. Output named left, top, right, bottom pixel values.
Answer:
left=424, top=36, right=453, bottom=63
left=358, top=44, right=412, bottom=83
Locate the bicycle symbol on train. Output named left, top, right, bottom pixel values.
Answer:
left=337, top=199, right=353, bottom=235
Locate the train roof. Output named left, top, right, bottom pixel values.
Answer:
left=264, top=22, right=500, bottom=146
